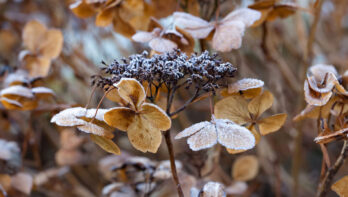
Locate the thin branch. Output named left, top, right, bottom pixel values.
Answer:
left=316, top=140, right=348, bottom=197
left=169, top=87, right=200, bottom=117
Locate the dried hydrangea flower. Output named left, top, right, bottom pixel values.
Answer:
left=51, top=107, right=120, bottom=155
left=104, top=78, right=171, bottom=153
left=132, top=18, right=194, bottom=54
left=93, top=50, right=236, bottom=94
left=21, top=20, right=63, bottom=78
left=0, top=85, right=37, bottom=110
left=215, top=91, right=287, bottom=153
left=232, top=155, right=259, bottom=181
left=221, top=78, right=264, bottom=99
left=173, top=8, right=261, bottom=52
left=175, top=115, right=255, bottom=151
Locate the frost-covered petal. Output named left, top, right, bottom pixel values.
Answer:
left=304, top=80, right=332, bottom=106
left=175, top=121, right=210, bottom=139
left=307, top=72, right=337, bottom=93
left=0, top=85, right=34, bottom=99
left=149, top=37, right=178, bottom=53
left=216, top=119, right=255, bottom=150
left=50, top=107, right=87, bottom=126
left=308, top=64, right=338, bottom=83
left=222, top=8, right=261, bottom=27
left=212, top=21, right=245, bottom=52
left=173, top=12, right=214, bottom=39
left=202, top=182, right=226, bottom=197
left=228, top=78, right=264, bottom=92
left=132, top=31, right=156, bottom=43
left=187, top=123, right=217, bottom=151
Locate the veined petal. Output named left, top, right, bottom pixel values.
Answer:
left=214, top=95, right=250, bottom=125
left=103, top=107, right=135, bottom=131
left=127, top=115, right=162, bottom=153
left=258, top=113, right=287, bottom=135
left=140, top=103, right=171, bottom=131
left=115, top=78, right=146, bottom=110
left=175, top=121, right=210, bottom=139
left=187, top=123, right=217, bottom=151
left=248, top=90, right=273, bottom=118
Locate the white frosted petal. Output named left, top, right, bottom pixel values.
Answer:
left=31, top=87, right=55, bottom=96
left=173, top=12, right=214, bottom=39
left=149, top=38, right=177, bottom=53
left=50, top=107, right=87, bottom=126
left=202, top=182, right=226, bottom=197
left=229, top=78, right=264, bottom=92
left=0, top=85, right=34, bottom=98
left=222, top=8, right=261, bottom=27
left=187, top=123, right=217, bottom=151
left=175, top=121, right=210, bottom=139
left=212, top=21, right=245, bottom=52
left=132, top=31, right=155, bottom=43
left=216, top=119, right=255, bottom=150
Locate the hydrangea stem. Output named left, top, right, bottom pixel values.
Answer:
left=164, top=130, right=184, bottom=197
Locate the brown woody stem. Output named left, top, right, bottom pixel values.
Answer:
left=316, top=140, right=348, bottom=197
left=164, top=86, right=184, bottom=197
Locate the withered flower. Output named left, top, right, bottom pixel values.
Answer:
left=215, top=90, right=287, bottom=153
left=103, top=78, right=171, bottom=153
left=175, top=115, right=255, bottom=151
left=132, top=18, right=194, bottom=54
left=20, top=20, right=63, bottom=78
left=173, top=8, right=260, bottom=52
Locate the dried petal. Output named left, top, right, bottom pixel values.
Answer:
left=70, top=0, right=96, bottom=18
left=115, top=78, right=146, bottom=110
left=215, top=95, right=250, bottom=125
left=22, top=20, right=46, bottom=52
left=304, top=80, right=332, bottom=106
left=232, top=155, right=259, bottom=181
left=104, top=107, right=135, bottom=131
left=149, top=37, right=178, bottom=53
left=39, top=29, right=63, bottom=59
left=90, top=134, right=120, bottom=155
left=331, top=175, right=348, bottom=197
left=51, top=107, right=87, bottom=127
left=258, top=113, right=287, bottom=135
left=127, top=115, right=162, bottom=153
left=95, top=8, right=114, bottom=27
left=187, top=123, right=217, bottom=151
left=140, top=103, right=171, bottom=131
left=173, top=12, right=214, bottom=39
left=132, top=31, right=156, bottom=43
left=22, top=55, right=51, bottom=78
left=212, top=21, right=245, bottom=52
left=202, top=182, right=226, bottom=197
left=175, top=121, right=210, bottom=139
left=216, top=119, right=255, bottom=150
left=0, top=85, right=34, bottom=99
left=248, top=90, right=273, bottom=118
left=222, top=8, right=261, bottom=27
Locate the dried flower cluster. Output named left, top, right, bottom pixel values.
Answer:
left=93, top=50, right=236, bottom=93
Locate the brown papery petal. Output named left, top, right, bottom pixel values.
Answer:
left=127, top=115, right=162, bottom=153
left=70, top=0, right=96, bottom=18
left=258, top=113, right=287, bottom=135
left=96, top=8, right=115, bottom=27
left=112, top=11, right=136, bottom=39
left=214, top=95, right=250, bottom=125
left=222, top=8, right=261, bottom=27
left=304, top=80, right=332, bottom=106
left=248, top=90, right=274, bottom=118
left=90, top=134, right=121, bottom=155
left=22, top=20, right=47, bottom=52
left=115, top=78, right=146, bottom=110
left=331, top=175, right=348, bottom=197
left=103, top=107, right=135, bottom=131
left=22, top=55, right=51, bottom=78
left=39, top=29, right=63, bottom=59
left=140, top=103, right=171, bottom=131
left=232, top=155, right=259, bottom=181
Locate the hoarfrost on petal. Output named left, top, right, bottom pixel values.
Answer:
left=175, top=121, right=210, bottom=139
left=187, top=123, right=217, bottom=151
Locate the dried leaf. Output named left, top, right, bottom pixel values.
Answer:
left=214, top=95, right=250, bottom=125
left=232, top=155, right=259, bottom=181
left=258, top=113, right=287, bottom=135
left=90, top=134, right=120, bottom=155
left=331, top=175, right=348, bottom=197
left=248, top=90, right=274, bottom=118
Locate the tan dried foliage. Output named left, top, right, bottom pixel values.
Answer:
left=248, top=0, right=298, bottom=26
left=21, top=20, right=63, bottom=78
left=232, top=155, right=259, bottom=181
left=331, top=175, right=348, bottom=197
left=104, top=78, right=171, bottom=153
left=215, top=90, right=287, bottom=153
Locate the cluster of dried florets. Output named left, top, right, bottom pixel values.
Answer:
left=93, top=50, right=236, bottom=93
left=295, top=64, right=348, bottom=144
